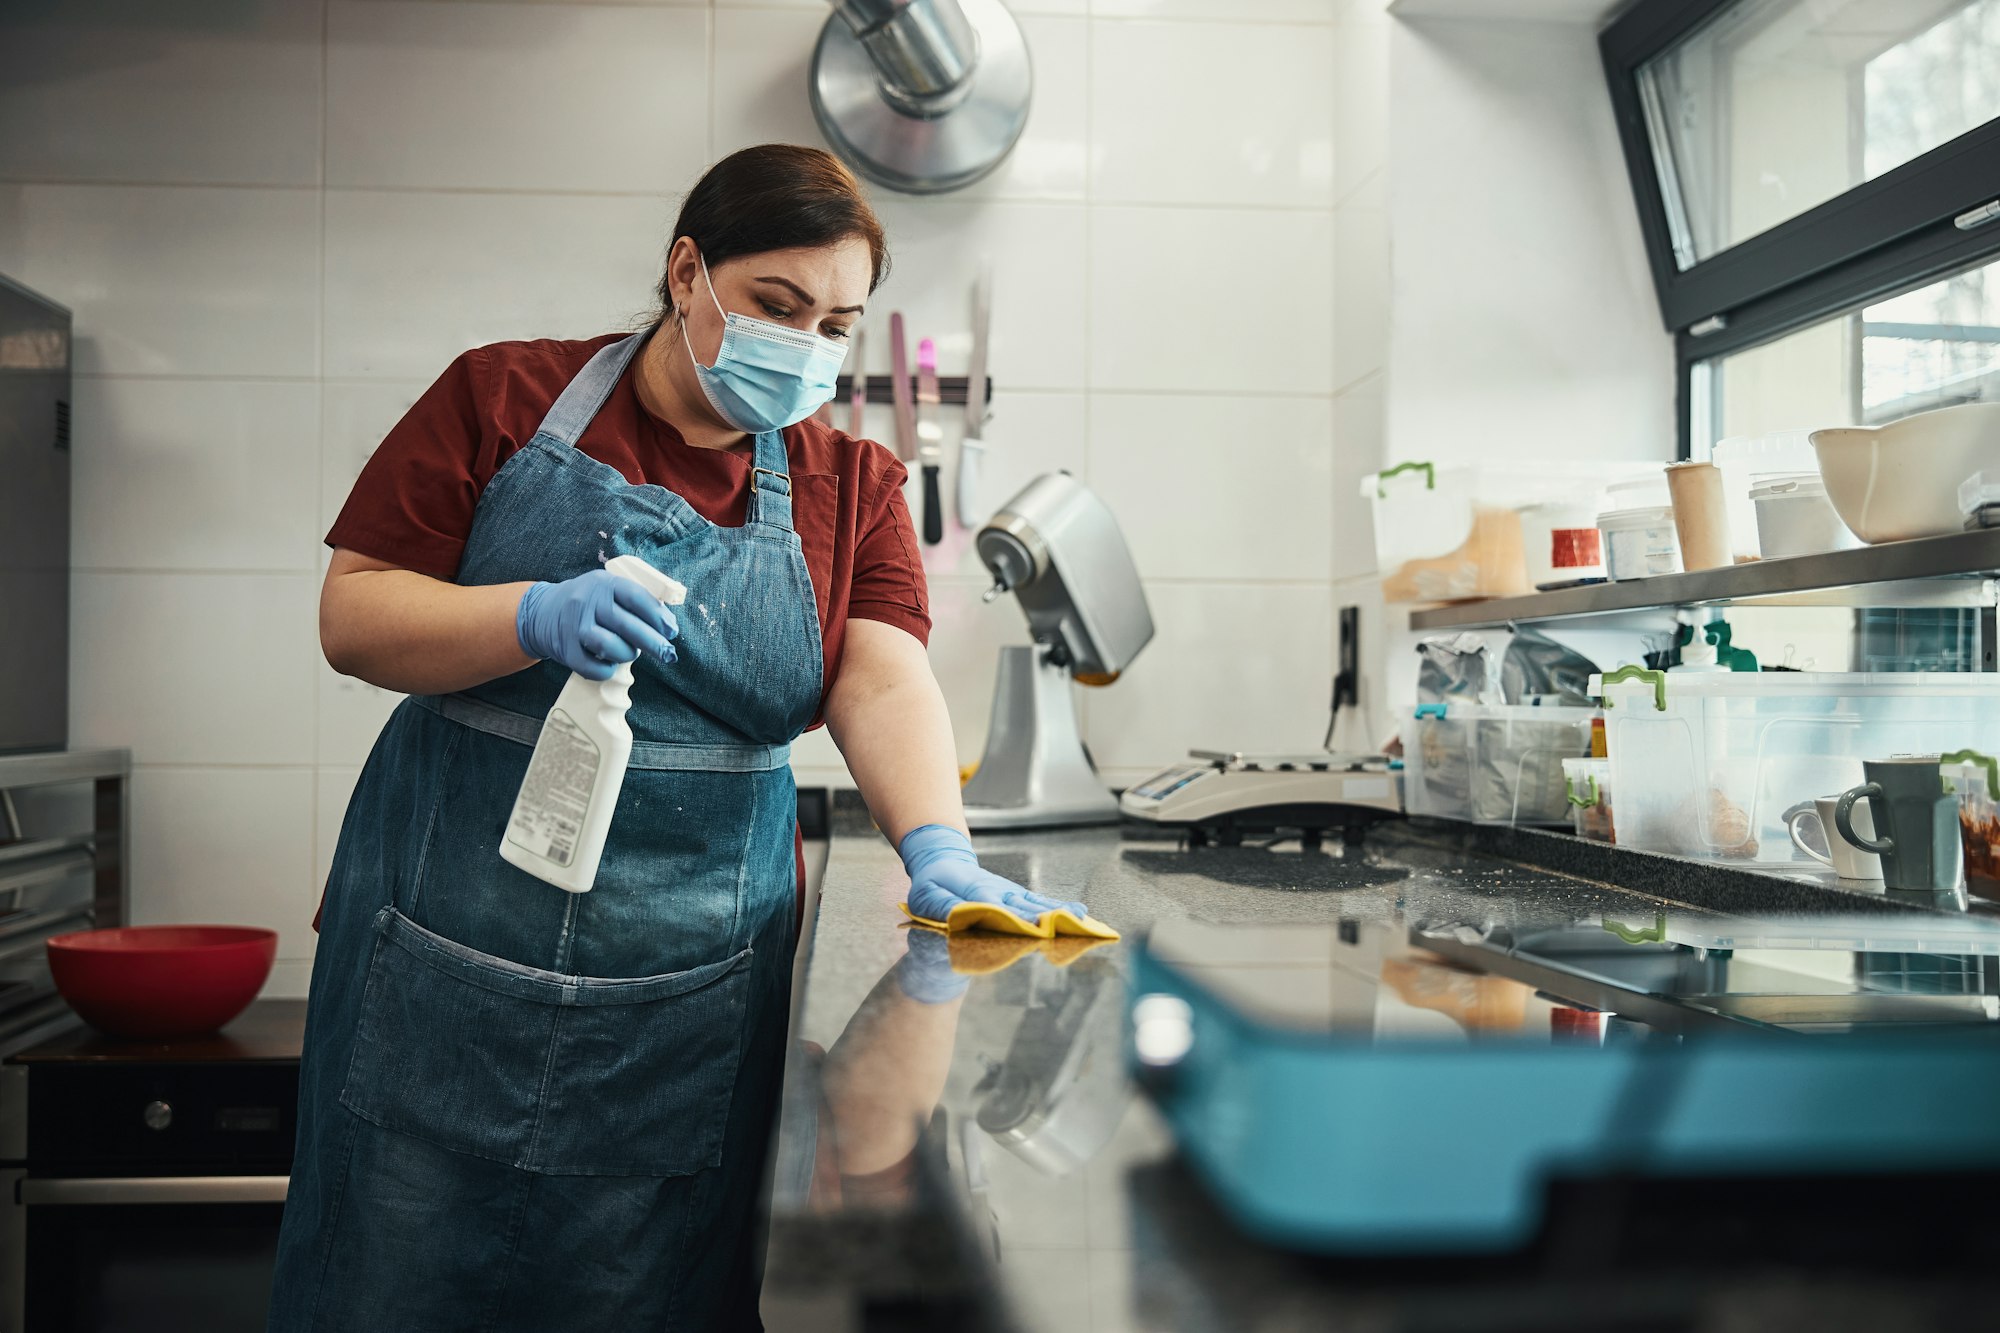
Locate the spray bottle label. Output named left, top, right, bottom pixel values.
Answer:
left=505, top=708, right=600, bottom=868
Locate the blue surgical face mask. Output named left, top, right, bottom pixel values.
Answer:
left=680, top=253, right=850, bottom=434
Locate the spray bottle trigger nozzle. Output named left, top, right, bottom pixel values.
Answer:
left=604, top=554, right=688, bottom=607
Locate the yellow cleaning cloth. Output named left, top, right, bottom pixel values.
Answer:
left=1037, top=933, right=1117, bottom=967
left=900, top=900, right=1121, bottom=941
left=898, top=922, right=1117, bottom=975
left=939, top=932, right=1043, bottom=975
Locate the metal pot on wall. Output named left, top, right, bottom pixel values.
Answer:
left=812, top=0, right=1034, bottom=194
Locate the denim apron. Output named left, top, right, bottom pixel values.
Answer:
left=271, top=331, right=823, bottom=1332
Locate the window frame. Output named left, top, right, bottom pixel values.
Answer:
left=1600, top=0, right=2000, bottom=454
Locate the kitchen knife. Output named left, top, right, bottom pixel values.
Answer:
left=916, top=337, right=944, bottom=545
left=889, top=312, right=916, bottom=463
left=847, top=325, right=867, bottom=437
left=957, top=263, right=992, bottom=529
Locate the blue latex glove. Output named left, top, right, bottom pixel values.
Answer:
left=516, top=570, right=679, bottom=682
left=893, top=927, right=969, bottom=1005
left=899, top=825, right=1089, bottom=927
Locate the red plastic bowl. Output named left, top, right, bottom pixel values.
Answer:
left=46, top=925, right=278, bottom=1039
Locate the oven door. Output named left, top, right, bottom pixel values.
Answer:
left=21, top=1175, right=287, bottom=1333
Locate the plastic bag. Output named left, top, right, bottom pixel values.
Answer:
left=1416, top=633, right=1499, bottom=706
left=1499, top=627, right=1600, bottom=707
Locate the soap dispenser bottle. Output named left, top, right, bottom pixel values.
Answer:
left=500, top=555, right=686, bottom=893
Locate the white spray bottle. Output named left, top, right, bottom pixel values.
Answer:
left=500, top=555, right=687, bottom=893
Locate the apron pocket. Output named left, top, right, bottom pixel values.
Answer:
left=340, top=907, right=751, bottom=1177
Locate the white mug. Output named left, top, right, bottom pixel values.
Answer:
left=1788, top=796, right=1884, bottom=881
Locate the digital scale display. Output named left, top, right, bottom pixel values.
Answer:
left=1128, top=765, right=1212, bottom=802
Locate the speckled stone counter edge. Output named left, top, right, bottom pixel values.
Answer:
left=814, top=788, right=1965, bottom=918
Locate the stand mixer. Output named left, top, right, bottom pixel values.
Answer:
left=962, top=472, right=1153, bottom=829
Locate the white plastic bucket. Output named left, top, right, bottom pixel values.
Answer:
left=1750, top=473, right=1861, bottom=559
left=1713, top=431, right=1817, bottom=561
left=1519, top=501, right=1605, bottom=586
left=1597, top=505, right=1681, bottom=580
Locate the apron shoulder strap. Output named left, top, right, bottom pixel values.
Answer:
left=536, top=332, right=648, bottom=449
left=746, top=429, right=795, bottom=532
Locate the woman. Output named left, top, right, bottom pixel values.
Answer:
left=271, top=144, right=1091, bottom=1332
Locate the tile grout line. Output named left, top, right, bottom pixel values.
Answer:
left=1328, top=12, right=1342, bottom=620
left=0, top=177, right=1335, bottom=215
left=1078, top=12, right=1095, bottom=745
left=313, top=0, right=331, bottom=900
left=347, top=0, right=1338, bottom=23
left=72, top=372, right=1345, bottom=400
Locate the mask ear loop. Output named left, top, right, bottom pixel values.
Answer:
left=679, top=249, right=730, bottom=371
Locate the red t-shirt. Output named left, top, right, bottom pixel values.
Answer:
left=324, top=331, right=927, bottom=918
left=327, top=330, right=931, bottom=694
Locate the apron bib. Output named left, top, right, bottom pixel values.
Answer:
left=271, top=332, right=823, bottom=1332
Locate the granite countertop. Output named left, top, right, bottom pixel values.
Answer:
left=763, top=817, right=2000, bottom=1332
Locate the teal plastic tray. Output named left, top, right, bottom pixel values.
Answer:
left=1128, top=940, right=2000, bottom=1256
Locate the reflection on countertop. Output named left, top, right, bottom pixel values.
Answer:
left=763, top=821, right=2000, bottom=1333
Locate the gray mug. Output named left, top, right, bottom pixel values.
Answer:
left=1835, top=756, right=1965, bottom=896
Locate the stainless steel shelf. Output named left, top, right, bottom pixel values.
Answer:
left=1407, top=529, right=2000, bottom=631
left=0, top=750, right=131, bottom=1045
left=0, top=748, right=130, bottom=788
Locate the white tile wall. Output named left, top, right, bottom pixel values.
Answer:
left=1334, top=0, right=1393, bottom=203
left=0, top=184, right=320, bottom=377
left=69, top=573, right=321, bottom=766
left=1088, top=393, right=1333, bottom=582
left=1089, top=21, right=1333, bottom=207
left=1084, top=582, right=1334, bottom=774
left=0, top=0, right=323, bottom=187
left=4, top=0, right=1345, bottom=993
left=867, top=198, right=1090, bottom=391
left=131, top=768, right=319, bottom=961
left=1330, top=370, right=1385, bottom=581
left=323, top=190, right=670, bottom=379
left=70, top=379, right=323, bottom=573
left=319, top=381, right=430, bottom=559
left=925, top=391, right=1089, bottom=583
left=1386, top=17, right=1673, bottom=468
left=1087, top=206, right=1333, bottom=394
left=1094, top=0, right=1334, bottom=20
left=1331, top=0, right=1394, bottom=747
left=326, top=2, right=712, bottom=194
left=1332, top=169, right=1387, bottom=392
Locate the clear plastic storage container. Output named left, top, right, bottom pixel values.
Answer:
left=1401, top=703, right=1598, bottom=826
left=1361, top=463, right=1653, bottom=604
left=1362, top=463, right=1533, bottom=604
left=1562, top=756, right=1614, bottom=842
left=1946, top=750, right=2000, bottom=901
left=1589, top=669, right=2000, bottom=863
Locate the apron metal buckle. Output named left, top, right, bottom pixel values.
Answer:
left=751, top=467, right=792, bottom=496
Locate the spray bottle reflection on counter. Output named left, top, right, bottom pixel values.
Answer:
left=501, top=555, right=687, bottom=893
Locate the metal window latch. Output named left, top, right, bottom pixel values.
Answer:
left=1955, top=201, right=2000, bottom=231
left=1689, top=314, right=1729, bottom=337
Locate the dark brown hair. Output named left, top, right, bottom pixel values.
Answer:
left=657, top=144, right=890, bottom=319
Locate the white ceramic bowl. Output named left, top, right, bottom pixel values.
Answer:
left=1810, top=403, right=2000, bottom=543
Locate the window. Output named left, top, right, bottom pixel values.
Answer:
left=1603, top=0, right=2000, bottom=453
left=1695, top=252, right=2000, bottom=450
left=1639, top=0, right=2000, bottom=270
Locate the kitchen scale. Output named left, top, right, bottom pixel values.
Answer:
left=1119, top=750, right=1402, bottom=847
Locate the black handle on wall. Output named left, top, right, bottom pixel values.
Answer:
left=837, top=374, right=994, bottom=407
left=921, top=465, right=944, bottom=544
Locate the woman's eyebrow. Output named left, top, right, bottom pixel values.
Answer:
left=756, top=275, right=864, bottom=316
